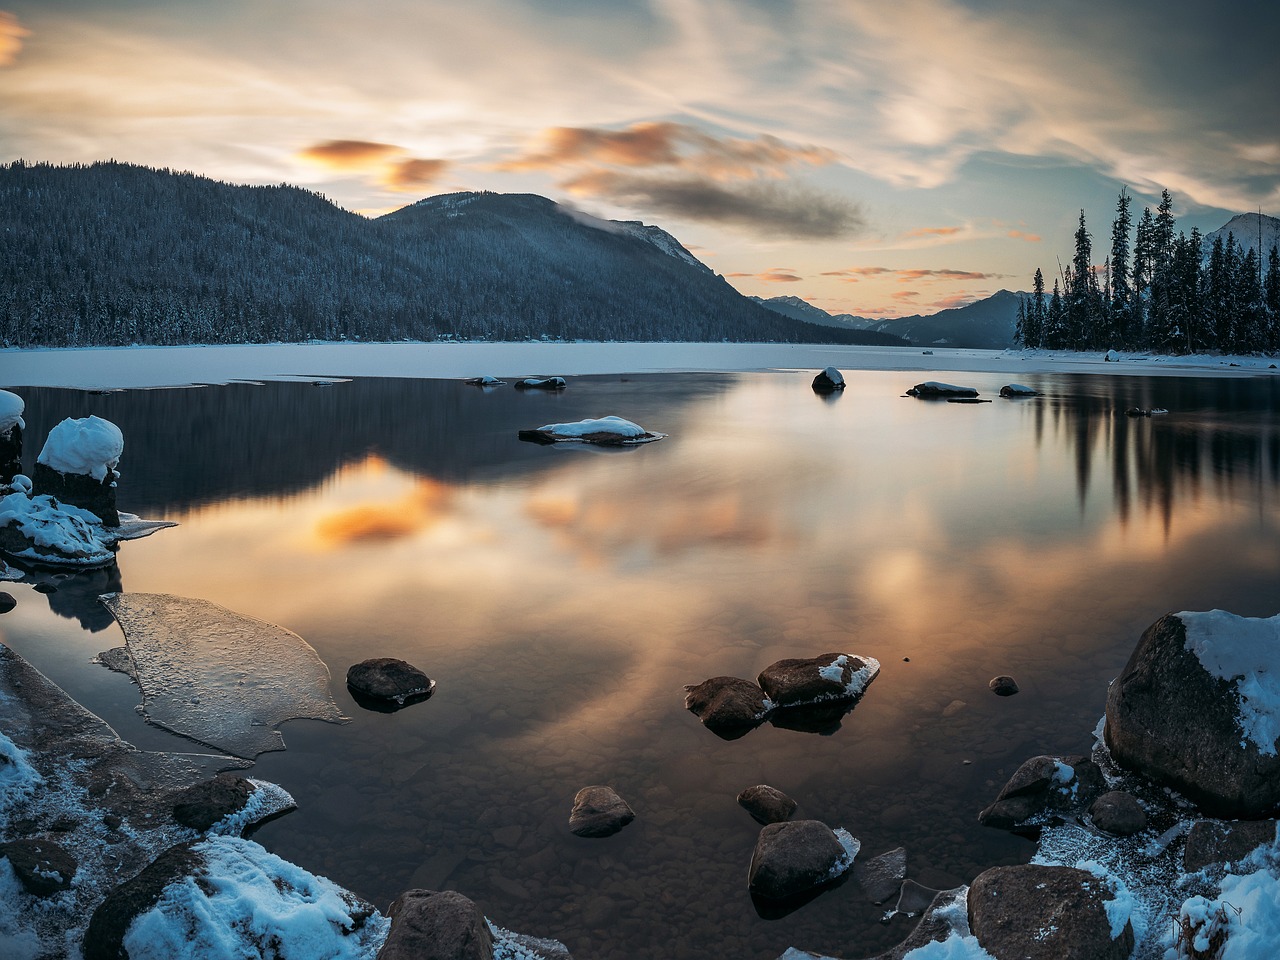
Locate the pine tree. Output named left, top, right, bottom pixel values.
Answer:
left=1066, top=210, right=1101, bottom=349
left=1109, top=187, right=1132, bottom=342
left=1045, top=278, right=1065, bottom=349
left=1029, top=266, right=1046, bottom=347
left=1265, top=244, right=1280, bottom=352
left=1131, top=206, right=1155, bottom=347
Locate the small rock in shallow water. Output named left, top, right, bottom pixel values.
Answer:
left=346, top=657, right=436, bottom=710
left=33, top=582, right=57, bottom=594
left=683, top=676, right=769, bottom=739
left=989, top=675, right=1019, bottom=696
left=569, top=785, right=635, bottom=838
left=737, top=784, right=797, bottom=825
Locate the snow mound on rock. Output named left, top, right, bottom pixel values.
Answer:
left=37, top=416, right=124, bottom=481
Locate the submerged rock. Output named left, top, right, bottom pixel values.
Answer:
left=1105, top=610, right=1280, bottom=818
left=0, top=838, right=77, bottom=895
left=747, top=819, right=856, bottom=904
left=347, top=657, right=436, bottom=710
left=380, top=889, right=493, bottom=960
left=737, top=784, right=797, bottom=825
left=684, top=676, right=771, bottom=738
left=978, top=754, right=1105, bottom=830
left=811, top=367, right=846, bottom=392
left=569, top=785, right=635, bottom=838
left=968, top=864, right=1134, bottom=960
left=906, top=381, right=978, bottom=398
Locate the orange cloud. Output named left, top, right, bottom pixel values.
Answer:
left=1008, top=229, right=1042, bottom=242
left=314, top=479, right=454, bottom=545
left=895, top=268, right=993, bottom=282
left=0, top=12, right=29, bottom=67
left=931, top=292, right=982, bottom=310
left=299, top=139, right=403, bottom=169
left=501, top=122, right=683, bottom=171
left=903, top=226, right=963, bottom=238
left=381, top=157, right=449, bottom=191
left=892, top=290, right=920, bottom=301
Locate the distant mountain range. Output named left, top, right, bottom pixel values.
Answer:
left=1203, top=212, right=1280, bottom=261
left=752, top=290, right=1025, bottom=350
left=0, top=161, right=895, bottom=348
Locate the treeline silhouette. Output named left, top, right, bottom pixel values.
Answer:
left=0, top=160, right=884, bottom=348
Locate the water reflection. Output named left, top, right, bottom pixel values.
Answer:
left=3, top=370, right=1278, bottom=960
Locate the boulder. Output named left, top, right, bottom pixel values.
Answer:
left=0, top=592, right=14, bottom=615
left=1104, top=611, right=1280, bottom=818
left=171, top=774, right=257, bottom=831
left=988, top=675, right=1019, bottom=696
left=999, top=384, right=1039, bottom=397
left=757, top=653, right=880, bottom=709
left=978, top=754, right=1105, bottom=830
left=84, top=842, right=204, bottom=960
left=683, top=676, right=770, bottom=738
left=968, top=864, right=1134, bottom=960
left=347, top=658, right=436, bottom=710
left=1183, top=819, right=1279, bottom=872
left=379, top=889, right=494, bottom=960
left=569, top=785, right=635, bottom=838
left=737, top=784, right=797, bottom=825
left=906, top=381, right=978, bottom=398
left=1088, top=791, right=1147, bottom=836
left=854, top=846, right=908, bottom=904
left=747, top=819, right=854, bottom=903
left=513, top=377, right=566, bottom=391
left=0, top=838, right=77, bottom=895
left=812, top=367, right=846, bottom=392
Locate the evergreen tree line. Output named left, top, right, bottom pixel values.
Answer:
left=1015, top=188, right=1280, bottom=354
left=0, top=160, right=879, bottom=348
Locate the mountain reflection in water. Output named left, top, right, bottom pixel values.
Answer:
left=5, top=369, right=1279, bottom=960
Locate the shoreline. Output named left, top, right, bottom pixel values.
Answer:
left=1, top=341, right=1278, bottom=390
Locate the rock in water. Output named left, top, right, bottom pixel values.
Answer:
left=1104, top=610, right=1280, bottom=818
left=757, top=653, right=880, bottom=709
left=988, top=675, right=1019, bottom=696
left=812, top=367, right=846, bottom=392
left=747, top=819, right=856, bottom=903
left=1182, top=819, right=1280, bottom=872
left=379, top=889, right=493, bottom=960
left=100, top=593, right=348, bottom=758
left=684, top=676, right=771, bottom=738
left=347, top=657, right=436, bottom=710
left=854, top=846, right=908, bottom=905
left=968, top=864, right=1134, bottom=960
left=33, top=415, right=124, bottom=526
left=569, top=785, right=635, bottom=838
left=737, top=784, right=797, bottom=825
left=905, top=381, right=979, bottom=398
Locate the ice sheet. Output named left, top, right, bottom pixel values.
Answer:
left=100, top=593, right=348, bottom=758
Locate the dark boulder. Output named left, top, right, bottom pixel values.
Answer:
left=854, top=846, right=908, bottom=905
left=1105, top=612, right=1280, bottom=818
left=378, top=889, right=494, bottom=960
left=84, top=842, right=203, bottom=960
left=171, top=774, right=257, bottom=831
left=0, top=838, right=77, bottom=895
left=812, top=367, right=846, bottom=392
left=747, top=819, right=853, bottom=903
left=968, top=864, right=1134, bottom=960
left=978, top=754, right=1105, bottom=830
left=683, top=676, right=770, bottom=738
left=0, top=592, right=14, bottom=615
left=988, top=675, right=1019, bottom=696
left=31, top=462, right=120, bottom=527
left=513, top=377, right=567, bottom=391
left=756, top=653, right=879, bottom=709
left=737, top=784, right=797, bottom=825
left=1183, top=819, right=1279, bottom=872
left=569, top=785, right=634, bottom=838
left=999, top=384, right=1039, bottom=398
left=1088, top=791, right=1147, bottom=836
left=347, top=658, right=436, bottom=710
left=906, top=381, right=978, bottom=398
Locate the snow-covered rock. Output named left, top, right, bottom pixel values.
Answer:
left=812, top=367, right=846, bottom=392
left=998, top=383, right=1039, bottom=397
left=1105, top=610, right=1280, bottom=818
left=757, top=653, right=880, bottom=709
left=518, top=415, right=664, bottom=445
left=513, top=376, right=566, bottom=391
left=37, top=415, right=122, bottom=481
left=978, top=754, right=1106, bottom=830
left=0, top=390, right=23, bottom=435
left=906, top=381, right=979, bottom=398
left=0, top=491, right=117, bottom=565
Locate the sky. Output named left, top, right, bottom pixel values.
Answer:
left=1, top=0, right=1277, bottom=318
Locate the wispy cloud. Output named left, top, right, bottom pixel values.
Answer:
left=382, top=157, right=449, bottom=192
left=298, top=140, right=402, bottom=169
left=821, top=266, right=999, bottom=283
left=0, top=11, right=28, bottom=67
left=1007, top=229, right=1042, bottom=242
left=903, top=226, right=963, bottom=238
left=299, top=139, right=449, bottom=193
left=727, top=267, right=805, bottom=283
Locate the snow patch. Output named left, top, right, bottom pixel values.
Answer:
left=36, top=415, right=123, bottom=481
left=0, top=731, right=41, bottom=813
left=0, top=491, right=116, bottom=564
left=536, top=416, right=647, bottom=438
left=1179, top=610, right=1280, bottom=756
left=0, top=390, right=23, bottom=434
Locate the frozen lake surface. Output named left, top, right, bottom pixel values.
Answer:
left=2, top=348, right=1279, bottom=959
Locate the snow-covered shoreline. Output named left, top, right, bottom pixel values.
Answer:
left=1, top=341, right=1277, bottom=390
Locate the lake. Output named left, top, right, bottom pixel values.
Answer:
left=4, top=366, right=1279, bottom=959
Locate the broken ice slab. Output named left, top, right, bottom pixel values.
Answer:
left=100, top=593, right=349, bottom=758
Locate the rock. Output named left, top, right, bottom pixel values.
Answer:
left=988, top=675, right=1019, bottom=696
left=33, top=581, right=57, bottom=594
left=905, top=381, right=978, bottom=398
left=0, top=592, right=14, bottom=614
left=517, top=416, right=662, bottom=446
left=737, top=784, right=797, bottom=825
left=346, top=657, right=436, bottom=710
left=31, top=462, right=121, bottom=527
left=747, top=819, right=854, bottom=903
left=1104, top=611, right=1280, bottom=818
left=999, top=384, right=1039, bottom=397
left=171, top=773, right=256, bottom=831
left=1088, top=791, right=1147, bottom=836
left=683, top=676, right=770, bottom=739
left=1183, top=819, right=1279, bottom=872
left=812, top=367, right=846, bottom=392
left=756, top=652, right=880, bottom=709
left=379, top=889, right=494, bottom=960
left=513, top=377, right=567, bottom=391
left=978, top=754, right=1106, bottom=830
left=0, top=838, right=77, bottom=895
left=968, top=864, right=1134, bottom=960
left=463, top=376, right=506, bottom=386
left=1105, top=349, right=1120, bottom=361
left=84, top=842, right=204, bottom=960
left=569, top=785, right=635, bottom=838
left=854, top=846, right=908, bottom=904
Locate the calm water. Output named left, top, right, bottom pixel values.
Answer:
left=4, top=368, right=1280, bottom=960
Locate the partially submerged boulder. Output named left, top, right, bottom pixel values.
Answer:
left=999, top=383, right=1039, bottom=397
left=811, top=367, right=846, bottom=392
left=170, top=773, right=296, bottom=834
left=0, top=389, right=22, bottom=483
left=379, top=889, right=493, bottom=960
left=757, top=653, right=880, bottom=709
left=978, top=754, right=1106, bottom=830
left=33, top=415, right=124, bottom=526
left=569, top=785, right=635, bottom=838
left=737, top=784, right=797, bottom=825
left=968, top=864, right=1134, bottom=960
left=347, top=657, right=436, bottom=710
left=463, top=375, right=506, bottom=387
left=518, top=415, right=664, bottom=446
left=747, top=819, right=857, bottom=904
left=513, top=377, right=566, bottom=391
left=683, top=676, right=771, bottom=739
left=1104, top=610, right=1280, bottom=818
left=906, top=381, right=979, bottom=398
left=988, top=675, right=1019, bottom=696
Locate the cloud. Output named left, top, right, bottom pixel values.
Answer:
left=1007, top=229, right=1042, bottom=242
left=299, top=139, right=403, bottom=169
left=565, top=170, right=865, bottom=240
left=821, top=266, right=998, bottom=283
left=728, top=268, right=805, bottom=283
left=892, top=290, right=920, bottom=301
left=0, top=12, right=28, bottom=67
left=903, top=226, right=963, bottom=238
left=381, top=157, right=449, bottom=191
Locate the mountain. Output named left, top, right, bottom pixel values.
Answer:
left=747, top=296, right=910, bottom=345
left=754, top=290, right=1024, bottom=349
left=0, top=161, right=876, bottom=348
left=1203, top=212, right=1280, bottom=261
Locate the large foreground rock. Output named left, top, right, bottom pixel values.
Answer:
left=747, top=819, right=854, bottom=903
left=1105, top=611, right=1280, bottom=817
left=379, top=889, right=493, bottom=960
left=968, top=864, right=1134, bottom=960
